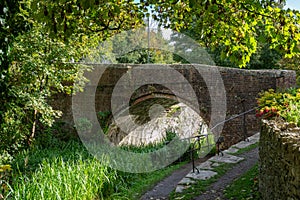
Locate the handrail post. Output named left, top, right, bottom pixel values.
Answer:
left=241, top=99, right=248, bottom=142
left=191, top=135, right=200, bottom=173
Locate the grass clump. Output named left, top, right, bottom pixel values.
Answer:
left=12, top=157, right=117, bottom=200
left=9, top=140, right=119, bottom=200
left=5, top=137, right=186, bottom=200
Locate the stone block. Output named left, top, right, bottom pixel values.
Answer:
left=209, top=154, right=244, bottom=164
left=186, top=170, right=217, bottom=180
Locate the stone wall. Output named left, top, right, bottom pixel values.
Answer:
left=259, top=120, right=300, bottom=200
left=217, top=67, right=296, bottom=147
left=51, top=64, right=296, bottom=147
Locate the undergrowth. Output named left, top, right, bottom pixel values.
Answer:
left=3, top=136, right=187, bottom=199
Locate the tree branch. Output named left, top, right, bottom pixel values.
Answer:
left=241, top=3, right=274, bottom=19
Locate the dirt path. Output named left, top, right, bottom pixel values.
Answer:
left=140, top=147, right=259, bottom=200
left=140, top=156, right=211, bottom=200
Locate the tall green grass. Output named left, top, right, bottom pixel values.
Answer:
left=12, top=157, right=118, bottom=200
left=6, top=138, right=187, bottom=200
left=5, top=124, right=207, bottom=200
left=9, top=140, right=120, bottom=200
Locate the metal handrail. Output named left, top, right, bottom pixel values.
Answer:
left=188, top=106, right=258, bottom=173
left=211, top=107, right=258, bottom=131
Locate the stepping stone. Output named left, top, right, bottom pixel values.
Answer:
left=178, top=177, right=196, bottom=185
left=208, top=154, right=244, bottom=164
left=211, top=162, right=220, bottom=167
left=231, top=132, right=260, bottom=149
left=231, top=141, right=253, bottom=149
left=247, top=132, right=260, bottom=143
left=175, top=185, right=191, bottom=193
left=173, top=133, right=259, bottom=196
left=196, top=161, right=213, bottom=170
left=186, top=170, right=217, bottom=180
left=223, top=147, right=239, bottom=154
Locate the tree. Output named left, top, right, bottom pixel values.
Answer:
left=205, top=43, right=282, bottom=69
left=278, top=44, right=300, bottom=85
left=0, top=0, right=145, bottom=154
left=0, top=0, right=29, bottom=124
left=142, top=0, right=300, bottom=67
left=112, top=20, right=175, bottom=64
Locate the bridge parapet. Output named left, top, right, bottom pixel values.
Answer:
left=52, top=64, right=296, bottom=148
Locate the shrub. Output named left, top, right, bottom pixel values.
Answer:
left=257, top=88, right=300, bottom=126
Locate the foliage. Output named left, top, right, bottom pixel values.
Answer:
left=169, top=30, right=215, bottom=65
left=278, top=46, right=300, bottom=85
left=97, top=111, right=112, bottom=134
left=23, top=0, right=144, bottom=41
left=0, top=0, right=145, bottom=155
left=143, top=0, right=300, bottom=67
left=40, top=121, right=77, bottom=142
left=257, top=88, right=300, bottom=126
left=3, top=138, right=184, bottom=199
left=112, top=25, right=175, bottom=64
left=117, top=48, right=155, bottom=64
left=1, top=23, right=89, bottom=154
left=207, top=43, right=282, bottom=69
left=247, top=43, right=282, bottom=69
left=0, top=0, right=29, bottom=157
left=10, top=143, right=118, bottom=200
left=0, top=150, right=14, bottom=197
left=0, top=164, right=13, bottom=198
left=281, top=101, right=300, bottom=126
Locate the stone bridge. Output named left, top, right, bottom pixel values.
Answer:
left=53, top=64, right=296, bottom=148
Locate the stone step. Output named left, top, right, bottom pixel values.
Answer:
left=174, top=132, right=260, bottom=193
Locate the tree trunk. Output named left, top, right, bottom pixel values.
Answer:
left=28, top=109, right=38, bottom=145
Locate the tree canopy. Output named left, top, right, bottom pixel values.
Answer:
left=143, top=0, right=300, bottom=67
left=1, top=0, right=300, bottom=154
left=0, top=0, right=146, bottom=153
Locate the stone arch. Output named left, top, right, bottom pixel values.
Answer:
left=106, top=91, right=211, bottom=146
